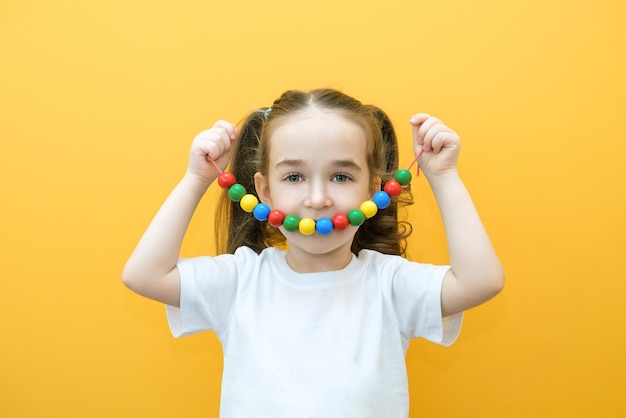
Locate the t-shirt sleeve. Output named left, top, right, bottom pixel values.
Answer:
left=166, top=252, right=240, bottom=338
left=390, top=258, right=463, bottom=347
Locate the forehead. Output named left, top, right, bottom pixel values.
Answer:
left=267, top=110, right=368, bottom=168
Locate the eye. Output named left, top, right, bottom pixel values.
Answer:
left=332, top=173, right=351, bottom=183
left=284, top=173, right=303, bottom=183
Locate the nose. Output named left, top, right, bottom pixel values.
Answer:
left=304, top=180, right=331, bottom=209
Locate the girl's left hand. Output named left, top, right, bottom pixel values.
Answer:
left=410, top=114, right=461, bottom=179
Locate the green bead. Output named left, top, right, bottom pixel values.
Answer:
left=228, top=184, right=246, bottom=202
left=283, top=215, right=300, bottom=232
left=347, top=209, right=365, bottom=226
left=395, top=169, right=412, bottom=186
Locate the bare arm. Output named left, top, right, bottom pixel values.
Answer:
left=122, top=121, right=238, bottom=307
left=411, top=114, right=505, bottom=317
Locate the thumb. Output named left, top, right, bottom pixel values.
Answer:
left=409, top=113, right=430, bottom=146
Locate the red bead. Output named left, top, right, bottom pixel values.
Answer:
left=332, top=213, right=349, bottom=230
left=268, top=210, right=286, bottom=227
left=383, top=180, right=402, bottom=198
left=217, top=172, right=236, bottom=189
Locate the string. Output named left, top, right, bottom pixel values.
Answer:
left=207, top=155, right=223, bottom=174
left=407, top=148, right=424, bottom=176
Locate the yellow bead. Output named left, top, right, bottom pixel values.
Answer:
left=240, top=194, right=259, bottom=212
left=299, top=217, right=316, bottom=235
left=360, top=200, right=378, bottom=218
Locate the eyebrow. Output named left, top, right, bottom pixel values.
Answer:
left=274, top=159, right=363, bottom=171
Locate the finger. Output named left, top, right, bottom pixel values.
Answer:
left=209, top=133, right=231, bottom=161
left=430, top=131, right=448, bottom=154
left=194, top=128, right=232, bottom=161
left=431, top=130, right=460, bottom=155
left=409, top=113, right=430, bottom=126
left=422, top=122, right=448, bottom=152
left=212, top=120, right=238, bottom=140
left=410, top=113, right=431, bottom=148
left=417, top=117, right=443, bottom=152
left=194, top=128, right=229, bottom=150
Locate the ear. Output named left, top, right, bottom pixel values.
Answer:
left=254, top=172, right=272, bottom=206
left=370, top=176, right=382, bottom=198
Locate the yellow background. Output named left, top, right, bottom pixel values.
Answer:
left=1, top=0, right=625, bottom=416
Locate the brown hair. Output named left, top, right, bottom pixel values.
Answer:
left=215, top=88, right=412, bottom=256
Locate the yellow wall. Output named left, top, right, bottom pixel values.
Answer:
left=1, top=0, right=624, bottom=416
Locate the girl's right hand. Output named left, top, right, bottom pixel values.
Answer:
left=187, top=120, right=238, bottom=184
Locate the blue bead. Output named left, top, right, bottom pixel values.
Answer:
left=372, top=191, right=391, bottom=209
left=253, top=203, right=271, bottom=221
left=315, top=217, right=333, bottom=235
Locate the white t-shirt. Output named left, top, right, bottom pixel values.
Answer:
left=167, top=246, right=463, bottom=418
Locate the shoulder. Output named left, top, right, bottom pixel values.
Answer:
left=231, top=246, right=288, bottom=281
left=357, top=249, right=450, bottom=283
left=356, top=249, right=410, bottom=274
left=175, top=247, right=286, bottom=304
left=177, top=246, right=280, bottom=279
left=357, top=249, right=402, bottom=262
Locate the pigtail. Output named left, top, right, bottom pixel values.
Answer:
left=351, top=106, right=413, bottom=257
left=215, top=108, right=284, bottom=254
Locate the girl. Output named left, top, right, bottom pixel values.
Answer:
left=123, top=88, right=504, bottom=417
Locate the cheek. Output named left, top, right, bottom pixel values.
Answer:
left=333, top=186, right=372, bottom=210
left=266, top=185, right=297, bottom=211
left=273, top=196, right=300, bottom=212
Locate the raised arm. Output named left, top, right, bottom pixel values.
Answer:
left=122, top=121, right=238, bottom=307
left=410, top=114, right=504, bottom=317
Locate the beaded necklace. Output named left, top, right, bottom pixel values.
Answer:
left=208, top=149, right=423, bottom=236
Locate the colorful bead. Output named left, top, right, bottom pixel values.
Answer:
left=372, top=191, right=391, bottom=209
left=253, top=203, right=271, bottom=221
left=228, top=184, right=246, bottom=202
left=315, top=217, right=333, bottom=235
left=383, top=180, right=402, bottom=198
left=395, top=169, right=412, bottom=186
left=299, top=218, right=316, bottom=235
left=218, top=161, right=416, bottom=235
left=360, top=200, right=378, bottom=218
left=283, top=215, right=300, bottom=232
left=268, top=210, right=285, bottom=227
left=347, top=209, right=365, bottom=226
left=332, top=213, right=349, bottom=230
left=217, top=172, right=236, bottom=189
left=240, top=194, right=258, bottom=212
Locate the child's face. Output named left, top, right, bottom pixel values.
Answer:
left=254, top=109, right=379, bottom=271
